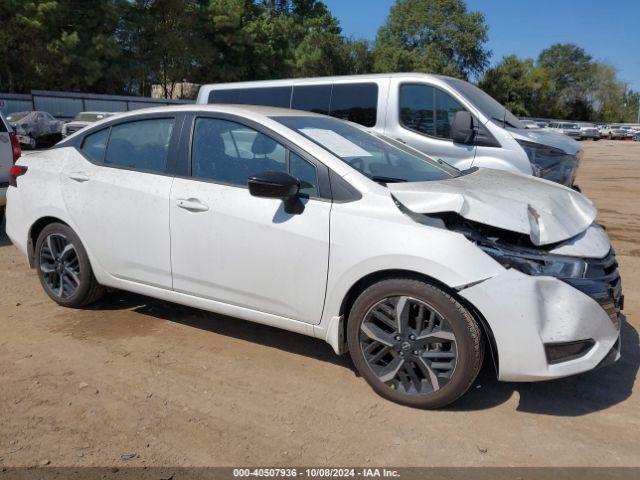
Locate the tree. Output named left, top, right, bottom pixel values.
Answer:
left=479, top=55, right=555, bottom=117
left=373, top=0, right=489, bottom=79
left=537, top=43, right=595, bottom=119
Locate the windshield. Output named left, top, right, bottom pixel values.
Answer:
left=74, top=112, right=110, bottom=122
left=566, top=124, right=579, bottom=129
left=6, top=111, right=31, bottom=122
left=272, top=116, right=457, bottom=183
left=439, top=77, right=524, bottom=129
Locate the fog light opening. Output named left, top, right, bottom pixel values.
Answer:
left=545, top=339, right=595, bottom=365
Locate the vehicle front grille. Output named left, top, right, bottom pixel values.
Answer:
left=564, top=249, right=623, bottom=329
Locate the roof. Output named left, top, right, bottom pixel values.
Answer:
left=100, top=103, right=327, bottom=120
left=198, top=72, right=446, bottom=90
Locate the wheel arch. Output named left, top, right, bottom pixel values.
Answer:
left=28, top=216, right=71, bottom=268
left=337, top=269, right=499, bottom=376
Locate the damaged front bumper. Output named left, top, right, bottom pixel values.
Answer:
left=459, top=266, right=622, bottom=382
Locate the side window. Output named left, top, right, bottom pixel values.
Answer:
left=104, top=118, right=174, bottom=173
left=81, top=128, right=110, bottom=162
left=208, top=87, right=292, bottom=108
left=291, top=85, right=331, bottom=115
left=329, top=83, right=378, bottom=127
left=435, top=89, right=466, bottom=139
left=192, top=118, right=286, bottom=186
left=289, top=152, right=318, bottom=197
left=399, top=84, right=435, bottom=136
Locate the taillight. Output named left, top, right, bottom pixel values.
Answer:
left=9, top=131, right=21, bottom=163
left=9, top=165, right=28, bottom=187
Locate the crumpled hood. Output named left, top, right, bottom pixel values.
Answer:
left=388, top=168, right=596, bottom=246
left=508, top=127, right=581, bottom=155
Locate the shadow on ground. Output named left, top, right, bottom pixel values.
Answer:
left=91, top=290, right=637, bottom=417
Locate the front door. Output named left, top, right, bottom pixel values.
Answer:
left=170, top=116, right=330, bottom=324
left=385, top=79, right=476, bottom=170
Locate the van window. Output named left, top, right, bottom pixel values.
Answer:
left=81, top=128, right=110, bottom=162
left=329, top=83, right=378, bottom=127
left=399, top=84, right=435, bottom=136
left=208, top=87, right=292, bottom=108
left=192, top=118, right=287, bottom=187
left=435, top=89, right=466, bottom=139
left=104, top=118, right=174, bottom=173
left=291, top=85, right=331, bottom=115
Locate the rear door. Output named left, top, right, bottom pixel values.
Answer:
left=62, top=114, right=183, bottom=288
left=0, top=112, right=13, bottom=186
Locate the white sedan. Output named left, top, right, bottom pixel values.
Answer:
left=5, top=105, right=623, bottom=408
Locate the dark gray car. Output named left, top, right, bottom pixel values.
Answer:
left=6, top=111, right=63, bottom=149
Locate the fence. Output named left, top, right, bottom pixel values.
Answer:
left=0, top=90, right=192, bottom=120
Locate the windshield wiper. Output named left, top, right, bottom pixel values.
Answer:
left=369, top=175, right=408, bottom=184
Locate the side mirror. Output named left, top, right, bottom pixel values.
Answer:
left=248, top=171, right=303, bottom=214
left=451, top=111, right=476, bottom=145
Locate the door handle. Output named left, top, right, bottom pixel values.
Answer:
left=68, top=172, right=90, bottom=182
left=176, top=198, right=209, bottom=212
left=395, top=138, right=406, bottom=144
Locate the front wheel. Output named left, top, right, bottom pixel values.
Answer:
left=35, top=223, right=104, bottom=307
left=347, top=278, right=484, bottom=409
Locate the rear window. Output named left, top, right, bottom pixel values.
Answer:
left=291, top=85, right=331, bottom=115
left=104, top=118, right=174, bottom=173
left=81, top=128, right=110, bottom=162
left=328, top=83, right=378, bottom=127
left=208, top=87, right=292, bottom=108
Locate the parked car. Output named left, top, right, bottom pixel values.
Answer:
left=619, top=125, right=638, bottom=138
left=6, top=105, right=623, bottom=408
left=547, top=122, right=581, bottom=139
left=5, top=111, right=64, bottom=149
left=519, top=119, right=540, bottom=129
left=198, top=73, right=583, bottom=188
left=0, top=111, right=22, bottom=223
left=600, top=124, right=628, bottom=139
left=62, top=111, right=114, bottom=138
left=577, top=123, right=600, bottom=141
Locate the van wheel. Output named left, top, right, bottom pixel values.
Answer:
left=347, top=277, right=484, bottom=409
left=35, top=223, right=104, bottom=307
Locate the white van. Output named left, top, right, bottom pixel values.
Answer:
left=198, top=73, right=583, bottom=187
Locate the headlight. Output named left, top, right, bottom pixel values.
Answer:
left=516, top=139, right=566, bottom=177
left=480, top=244, right=587, bottom=279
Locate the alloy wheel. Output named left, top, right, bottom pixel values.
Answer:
left=39, top=233, right=81, bottom=299
left=359, top=296, right=458, bottom=395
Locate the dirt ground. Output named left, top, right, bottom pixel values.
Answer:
left=0, top=140, right=638, bottom=467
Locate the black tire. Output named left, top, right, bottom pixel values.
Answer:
left=35, top=222, right=104, bottom=307
left=347, top=277, right=484, bottom=409
left=0, top=208, right=5, bottom=226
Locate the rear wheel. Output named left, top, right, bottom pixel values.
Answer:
left=35, top=223, right=104, bottom=307
left=347, top=277, right=484, bottom=409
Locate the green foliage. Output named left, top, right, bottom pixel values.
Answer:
left=479, top=46, right=638, bottom=123
left=373, top=0, right=489, bottom=79
left=0, top=0, right=636, bottom=121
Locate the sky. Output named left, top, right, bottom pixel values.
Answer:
left=323, top=0, right=640, bottom=91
